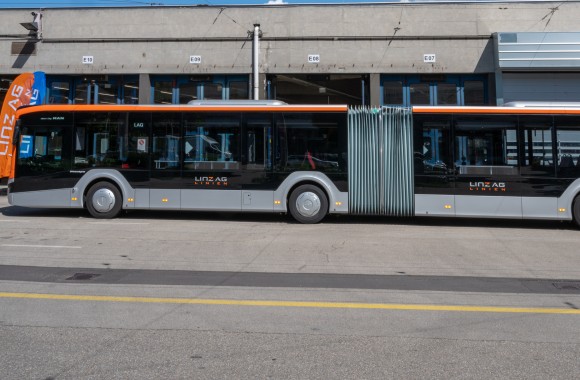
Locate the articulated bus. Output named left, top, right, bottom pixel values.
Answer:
left=6, top=102, right=580, bottom=226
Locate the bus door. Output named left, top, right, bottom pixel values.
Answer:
left=518, top=115, right=560, bottom=218
left=150, top=112, right=182, bottom=209
left=452, top=115, right=522, bottom=218
left=181, top=112, right=242, bottom=211
left=412, top=114, right=455, bottom=216
left=241, top=113, right=274, bottom=211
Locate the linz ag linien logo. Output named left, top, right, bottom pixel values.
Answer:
left=469, top=181, right=507, bottom=192
left=194, top=176, right=228, bottom=187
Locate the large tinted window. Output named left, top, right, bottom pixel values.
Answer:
left=152, top=112, right=181, bottom=170
left=413, top=115, right=451, bottom=175
left=276, top=113, right=345, bottom=172
left=73, top=112, right=127, bottom=169
left=454, top=115, right=519, bottom=175
left=17, top=113, right=72, bottom=175
left=183, top=113, right=240, bottom=170
left=554, top=116, right=580, bottom=178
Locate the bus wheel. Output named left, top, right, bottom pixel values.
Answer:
left=289, top=184, right=328, bottom=224
left=86, top=181, right=122, bottom=219
left=574, top=196, right=580, bottom=228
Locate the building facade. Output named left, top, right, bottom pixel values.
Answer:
left=2, top=1, right=580, bottom=107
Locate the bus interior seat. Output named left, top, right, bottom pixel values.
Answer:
left=559, top=155, right=574, bottom=168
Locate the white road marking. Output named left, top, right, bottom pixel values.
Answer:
left=1, top=244, right=82, bottom=249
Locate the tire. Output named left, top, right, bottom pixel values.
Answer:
left=574, top=196, right=580, bottom=228
left=86, top=181, right=122, bottom=219
left=288, top=184, right=328, bottom=224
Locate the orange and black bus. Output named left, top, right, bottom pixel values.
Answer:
left=7, top=101, right=580, bottom=226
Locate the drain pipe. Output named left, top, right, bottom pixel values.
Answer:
left=252, top=24, right=260, bottom=100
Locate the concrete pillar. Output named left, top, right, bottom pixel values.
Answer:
left=369, top=73, right=381, bottom=107
left=139, top=73, right=151, bottom=104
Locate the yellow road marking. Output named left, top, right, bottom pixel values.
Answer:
left=0, top=292, right=579, bottom=314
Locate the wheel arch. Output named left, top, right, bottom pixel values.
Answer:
left=286, top=180, right=330, bottom=213
left=72, top=170, right=134, bottom=209
left=273, top=171, right=347, bottom=214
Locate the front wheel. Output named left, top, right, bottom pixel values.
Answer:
left=288, top=184, right=328, bottom=224
left=86, top=181, right=122, bottom=219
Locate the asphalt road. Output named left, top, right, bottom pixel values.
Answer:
left=1, top=196, right=579, bottom=379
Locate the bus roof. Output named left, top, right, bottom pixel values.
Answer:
left=412, top=106, right=580, bottom=115
left=15, top=103, right=349, bottom=117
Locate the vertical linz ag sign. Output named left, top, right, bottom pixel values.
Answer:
left=0, top=72, right=46, bottom=178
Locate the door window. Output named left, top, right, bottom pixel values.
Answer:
left=555, top=116, right=580, bottom=178
left=520, top=116, right=554, bottom=177
left=454, top=116, right=519, bottom=176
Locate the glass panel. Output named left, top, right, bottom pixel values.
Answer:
left=276, top=113, right=344, bottom=173
left=437, top=83, right=457, bottom=105
left=125, top=113, right=150, bottom=169
left=464, top=81, right=485, bottom=105
left=229, top=81, right=249, bottom=100
left=123, top=82, right=139, bottom=105
left=74, top=83, right=90, bottom=104
left=73, top=112, right=126, bottom=168
left=203, top=83, right=223, bottom=100
left=178, top=83, right=198, bottom=104
left=520, top=116, right=554, bottom=176
left=97, top=83, right=119, bottom=104
left=49, top=81, right=70, bottom=104
left=153, top=81, right=173, bottom=104
left=413, top=116, right=451, bottom=175
left=454, top=116, right=519, bottom=175
left=246, top=114, right=272, bottom=171
left=409, top=83, right=430, bottom=105
left=555, top=116, right=580, bottom=178
left=17, top=125, right=67, bottom=174
left=0, top=76, right=14, bottom=105
left=383, top=81, right=403, bottom=105
left=152, top=113, right=181, bottom=170
left=183, top=113, right=240, bottom=170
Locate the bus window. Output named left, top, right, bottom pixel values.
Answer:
left=520, top=116, right=554, bottom=177
left=245, top=114, right=272, bottom=171
left=125, top=113, right=151, bottom=170
left=454, top=115, right=519, bottom=176
left=413, top=115, right=451, bottom=175
left=276, top=113, right=342, bottom=172
left=152, top=112, right=181, bottom=170
left=555, top=116, right=580, bottom=178
left=74, top=112, right=126, bottom=169
left=18, top=125, right=68, bottom=174
left=183, top=113, right=240, bottom=170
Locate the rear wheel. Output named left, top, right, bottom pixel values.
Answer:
left=573, top=195, right=580, bottom=228
left=86, top=181, right=122, bottom=219
left=288, top=184, right=328, bottom=224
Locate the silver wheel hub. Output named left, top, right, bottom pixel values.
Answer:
left=295, top=191, right=321, bottom=218
left=92, top=188, right=116, bottom=213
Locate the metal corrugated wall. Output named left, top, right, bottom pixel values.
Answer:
left=348, top=107, right=414, bottom=216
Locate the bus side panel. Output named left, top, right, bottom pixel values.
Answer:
left=10, top=188, right=72, bottom=208
left=455, top=195, right=522, bottom=218
left=241, top=190, right=274, bottom=211
left=134, top=188, right=149, bottom=209
left=150, top=189, right=180, bottom=209
left=414, top=194, right=455, bottom=216
left=181, top=189, right=242, bottom=211
left=522, top=197, right=558, bottom=219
